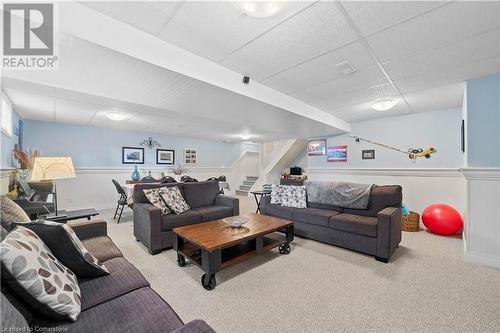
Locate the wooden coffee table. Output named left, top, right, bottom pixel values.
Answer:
left=173, top=213, right=293, bottom=290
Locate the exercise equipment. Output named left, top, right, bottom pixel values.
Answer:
left=349, top=135, right=436, bottom=160
left=422, top=204, right=463, bottom=236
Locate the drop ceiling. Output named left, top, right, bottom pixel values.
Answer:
left=2, top=1, right=499, bottom=141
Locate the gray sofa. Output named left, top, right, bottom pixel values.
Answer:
left=261, top=185, right=402, bottom=262
left=134, top=180, right=239, bottom=254
left=1, top=219, right=215, bottom=333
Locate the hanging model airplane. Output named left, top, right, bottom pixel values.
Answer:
left=349, top=135, right=436, bottom=160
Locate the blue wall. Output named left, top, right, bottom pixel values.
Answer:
left=308, top=108, right=464, bottom=169
left=22, top=120, right=259, bottom=168
left=1, top=110, right=21, bottom=169
left=466, top=74, right=500, bottom=167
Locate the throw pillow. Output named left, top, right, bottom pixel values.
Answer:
left=143, top=188, right=171, bottom=215
left=281, top=185, right=307, bottom=209
left=160, top=186, right=190, bottom=215
left=270, top=185, right=283, bottom=205
left=1, top=196, right=30, bottom=229
left=0, top=226, right=81, bottom=321
left=21, top=220, right=109, bottom=278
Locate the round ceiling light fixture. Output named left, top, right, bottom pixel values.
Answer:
left=235, top=1, right=286, bottom=18
left=370, top=98, right=398, bottom=112
left=240, top=134, right=252, bottom=140
left=104, top=109, right=128, bottom=121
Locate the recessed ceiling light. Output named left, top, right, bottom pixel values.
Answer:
left=370, top=98, right=398, bottom=112
left=104, top=109, right=128, bottom=121
left=240, top=134, right=252, bottom=140
left=235, top=1, right=285, bottom=18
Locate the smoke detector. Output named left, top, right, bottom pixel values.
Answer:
left=336, top=61, right=357, bottom=76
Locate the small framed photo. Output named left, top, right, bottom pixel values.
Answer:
left=327, top=145, right=347, bottom=162
left=122, top=147, right=144, bottom=164
left=184, top=148, right=197, bottom=165
left=308, top=139, right=327, bottom=156
left=362, top=149, right=375, bottom=160
left=156, top=149, right=175, bottom=165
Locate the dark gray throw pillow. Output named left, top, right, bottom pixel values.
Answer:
left=20, top=220, right=109, bottom=278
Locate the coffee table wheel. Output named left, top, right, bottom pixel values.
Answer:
left=177, top=254, right=186, bottom=267
left=201, top=274, right=216, bottom=290
left=279, top=243, right=290, bottom=255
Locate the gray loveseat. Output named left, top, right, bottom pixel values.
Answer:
left=133, top=180, right=239, bottom=254
left=1, top=219, right=215, bottom=333
left=261, top=185, right=402, bottom=262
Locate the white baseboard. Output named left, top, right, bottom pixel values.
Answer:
left=464, top=251, right=500, bottom=269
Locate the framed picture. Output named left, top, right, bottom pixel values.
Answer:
left=156, top=149, right=175, bottom=165
left=308, top=139, right=327, bottom=156
left=122, top=147, right=144, bottom=164
left=184, top=148, right=197, bottom=165
left=327, top=145, right=347, bottom=162
left=362, top=149, right=375, bottom=160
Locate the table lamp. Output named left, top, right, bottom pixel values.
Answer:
left=31, top=157, right=76, bottom=218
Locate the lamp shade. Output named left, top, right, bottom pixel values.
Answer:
left=31, top=157, right=76, bottom=181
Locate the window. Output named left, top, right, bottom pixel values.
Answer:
left=1, top=93, right=13, bottom=137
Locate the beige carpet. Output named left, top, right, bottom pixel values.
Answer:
left=99, top=196, right=499, bottom=332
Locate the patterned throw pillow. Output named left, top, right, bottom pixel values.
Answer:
left=0, top=226, right=81, bottom=321
left=281, top=185, right=307, bottom=209
left=270, top=185, right=283, bottom=205
left=22, top=220, right=109, bottom=278
left=1, top=196, right=30, bottom=228
left=159, top=186, right=190, bottom=215
left=143, top=188, right=171, bottom=215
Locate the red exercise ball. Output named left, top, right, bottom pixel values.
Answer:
left=422, top=204, right=463, bottom=236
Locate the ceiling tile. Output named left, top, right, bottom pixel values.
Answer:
left=366, top=1, right=500, bottom=62
left=341, top=1, right=446, bottom=36
left=384, top=29, right=500, bottom=82
left=293, top=67, right=388, bottom=106
left=55, top=98, right=98, bottom=125
left=3, top=80, right=55, bottom=121
left=81, top=1, right=182, bottom=35
left=159, top=1, right=313, bottom=61
left=394, top=56, right=500, bottom=93
left=220, top=1, right=358, bottom=80
left=404, top=82, right=464, bottom=113
left=262, top=41, right=375, bottom=94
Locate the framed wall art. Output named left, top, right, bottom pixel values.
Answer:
left=327, top=145, right=347, bottom=162
left=156, top=149, right=175, bottom=165
left=184, top=148, right=197, bottom=165
left=308, top=139, right=327, bottom=156
left=122, top=147, right=144, bottom=164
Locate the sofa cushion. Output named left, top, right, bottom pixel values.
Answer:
left=33, top=287, right=184, bottom=333
left=182, top=181, right=220, bottom=209
left=0, top=226, right=81, bottom=321
left=343, top=185, right=402, bottom=217
left=307, top=202, right=344, bottom=213
left=81, top=236, right=123, bottom=263
left=265, top=204, right=294, bottom=220
left=160, top=187, right=191, bottom=214
left=329, top=214, right=378, bottom=237
left=1, top=292, right=30, bottom=331
left=21, top=220, right=109, bottom=278
left=192, top=206, right=233, bottom=221
left=294, top=208, right=341, bottom=227
left=79, top=257, right=149, bottom=311
left=142, top=188, right=171, bottom=215
left=1, top=196, right=30, bottom=229
left=161, top=210, right=202, bottom=230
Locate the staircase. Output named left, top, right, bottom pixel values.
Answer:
left=235, top=176, right=259, bottom=196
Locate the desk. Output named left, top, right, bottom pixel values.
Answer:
left=42, top=209, right=99, bottom=223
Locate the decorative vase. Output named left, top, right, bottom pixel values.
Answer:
left=131, top=165, right=140, bottom=181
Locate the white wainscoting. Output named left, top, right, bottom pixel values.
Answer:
left=462, top=168, right=500, bottom=269
left=306, top=168, right=466, bottom=215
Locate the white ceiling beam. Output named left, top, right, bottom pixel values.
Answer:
left=59, top=1, right=350, bottom=133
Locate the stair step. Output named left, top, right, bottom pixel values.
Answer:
left=243, top=180, right=256, bottom=186
left=235, top=190, right=249, bottom=196
left=239, top=185, right=252, bottom=191
left=246, top=176, right=259, bottom=181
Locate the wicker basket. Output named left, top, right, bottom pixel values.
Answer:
left=401, top=211, right=420, bottom=232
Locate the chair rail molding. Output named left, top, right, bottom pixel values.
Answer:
left=306, top=168, right=463, bottom=178
left=462, top=167, right=500, bottom=269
